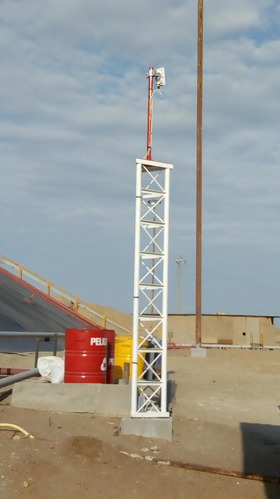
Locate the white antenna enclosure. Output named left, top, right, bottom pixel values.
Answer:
left=155, top=67, right=166, bottom=87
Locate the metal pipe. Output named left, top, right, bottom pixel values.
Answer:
left=152, top=457, right=280, bottom=484
left=161, top=166, right=171, bottom=414
left=0, top=368, right=30, bottom=375
left=201, top=344, right=280, bottom=349
left=0, top=368, right=40, bottom=388
left=35, top=338, right=40, bottom=367
left=131, top=160, right=142, bottom=415
left=123, top=362, right=130, bottom=384
left=0, top=332, right=64, bottom=337
left=53, top=334, right=58, bottom=356
left=167, top=343, right=280, bottom=350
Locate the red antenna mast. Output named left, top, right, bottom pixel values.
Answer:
left=145, top=66, right=166, bottom=161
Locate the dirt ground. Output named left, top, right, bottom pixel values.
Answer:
left=1, top=347, right=280, bottom=499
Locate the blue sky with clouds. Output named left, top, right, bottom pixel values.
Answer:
left=1, top=0, right=280, bottom=316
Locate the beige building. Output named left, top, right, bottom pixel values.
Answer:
left=167, top=314, right=280, bottom=347
left=55, top=296, right=280, bottom=348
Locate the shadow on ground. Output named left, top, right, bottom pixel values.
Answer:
left=241, top=422, right=280, bottom=499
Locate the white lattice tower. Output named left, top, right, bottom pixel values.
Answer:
left=131, top=158, right=173, bottom=417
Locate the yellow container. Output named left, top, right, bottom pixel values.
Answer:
left=114, top=335, right=147, bottom=380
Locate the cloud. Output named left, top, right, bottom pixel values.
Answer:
left=0, top=0, right=280, bottom=315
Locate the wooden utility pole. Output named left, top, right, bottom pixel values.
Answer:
left=196, top=0, right=203, bottom=346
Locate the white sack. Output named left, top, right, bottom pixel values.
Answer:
left=37, top=356, right=64, bottom=383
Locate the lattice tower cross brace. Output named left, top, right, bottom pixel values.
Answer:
left=131, top=158, right=173, bottom=418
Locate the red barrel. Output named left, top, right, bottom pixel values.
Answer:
left=64, top=328, right=107, bottom=383
left=105, top=329, right=115, bottom=384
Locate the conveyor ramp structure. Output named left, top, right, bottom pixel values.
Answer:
left=0, top=265, right=98, bottom=352
left=0, top=253, right=132, bottom=353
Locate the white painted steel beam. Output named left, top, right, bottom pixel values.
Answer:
left=131, top=158, right=173, bottom=418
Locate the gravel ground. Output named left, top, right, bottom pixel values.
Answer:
left=0, top=347, right=280, bottom=498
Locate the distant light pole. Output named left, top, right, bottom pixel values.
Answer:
left=176, top=255, right=186, bottom=314
left=196, top=0, right=204, bottom=346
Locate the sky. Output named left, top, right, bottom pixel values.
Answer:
left=1, top=0, right=280, bottom=317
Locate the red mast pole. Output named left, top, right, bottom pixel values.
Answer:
left=146, top=66, right=154, bottom=160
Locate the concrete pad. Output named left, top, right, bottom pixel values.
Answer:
left=120, top=416, right=173, bottom=441
left=11, top=380, right=130, bottom=416
left=190, top=347, right=207, bottom=358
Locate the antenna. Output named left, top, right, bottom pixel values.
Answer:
left=155, top=67, right=166, bottom=88
left=145, top=66, right=166, bottom=161
left=131, top=67, right=173, bottom=420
